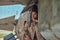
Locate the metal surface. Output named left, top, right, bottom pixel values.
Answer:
left=0, top=0, right=31, bottom=5
left=0, top=16, right=15, bottom=31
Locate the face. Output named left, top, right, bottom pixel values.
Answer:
left=32, top=12, right=37, bottom=19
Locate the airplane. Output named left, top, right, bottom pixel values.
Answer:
left=0, top=0, right=60, bottom=40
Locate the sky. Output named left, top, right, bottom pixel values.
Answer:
left=0, top=4, right=25, bottom=19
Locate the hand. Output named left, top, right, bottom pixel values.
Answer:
left=25, top=35, right=31, bottom=40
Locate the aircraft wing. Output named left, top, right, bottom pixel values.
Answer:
left=0, top=0, right=31, bottom=5
left=0, top=16, right=15, bottom=31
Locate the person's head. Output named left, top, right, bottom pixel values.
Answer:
left=32, top=11, right=38, bottom=19
left=32, top=5, right=38, bottom=20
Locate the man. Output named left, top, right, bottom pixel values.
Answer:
left=29, top=5, right=45, bottom=40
